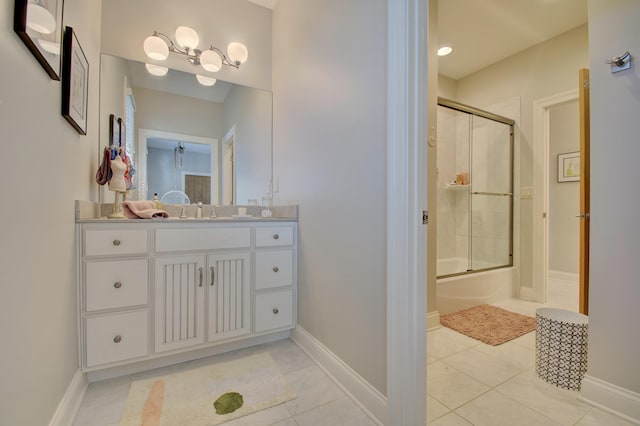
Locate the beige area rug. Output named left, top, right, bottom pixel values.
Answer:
left=120, top=353, right=296, bottom=426
left=440, top=304, right=536, bottom=346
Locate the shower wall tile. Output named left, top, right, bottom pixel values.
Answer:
left=454, top=212, right=468, bottom=237
left=455, top=236, right=468, bottom=260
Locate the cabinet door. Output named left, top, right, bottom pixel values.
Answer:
left=154, top=255, right=206, bottom=352
left=207, top=252, right=251, bottom=342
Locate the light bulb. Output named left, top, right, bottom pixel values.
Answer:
left=196, top=74, right=217, bottom=86
left=145, top=63, right=168, bottom=76
left=175, top=26, right=199, bottom=50
left=26, top=4, right=56, bottom=34
left=437, top=46, right=453, bottom=56
left=227, top=42, right=248, bottom=66
left=144, top=35, right=169, bottom=60
left=199, top=49, right=222, bottom=72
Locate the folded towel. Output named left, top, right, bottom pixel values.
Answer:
left=122, top=200, right=169, bottom=219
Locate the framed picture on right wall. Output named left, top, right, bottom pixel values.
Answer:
left=558, top=151, right=580, bottom=182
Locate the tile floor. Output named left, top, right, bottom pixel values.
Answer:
left=427, top=278, right=635, bottom=425
left=73, top=338, right=376, bottom=426
left=74, top=278, right=634, bottom=425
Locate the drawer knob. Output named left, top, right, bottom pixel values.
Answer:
left=114, top=282, right=122, bottom=289
left=273, top=266, right=279, bottom=273
left=273, top=234, right=279, bottom=240
left=113, top=335, right=122, bottom=343
left=113, top=239, right=121, bottom=246
left=273, top=308, right=279, bottom=314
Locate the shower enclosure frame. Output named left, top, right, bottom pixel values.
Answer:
left=437, top=97, right=516, bottom=278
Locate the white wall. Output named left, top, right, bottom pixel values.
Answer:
left=223, top=85, right=272, bottom=204
left=272, top=0, right=388, bottom=394
left=101, top=0, right=273, bottom=90
left=455, top=24, right=588, bottom=288
left=0, top=0, right=102, bottom=424
left=548, top=101, right=579, bottom=275
left=133, top=86, right=224, bottom=139
left=585, top=0, right=640, bottom=398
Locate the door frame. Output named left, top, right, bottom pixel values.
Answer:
left=530, top=89, right=579, bottom=302
left=138, top=128, right=219, bottom=203
left=387, top=0, right=428, bottom=424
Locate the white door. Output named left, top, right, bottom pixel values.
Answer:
left=207, top=253, right=251, bottom=342
left=154, top=255, right=206, bottom=352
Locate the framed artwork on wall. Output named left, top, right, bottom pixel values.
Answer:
left=557, top=151, right=580, bottom=182
left=61, top=26, right=89, bottom=135
left=14, top=0, right=65, bottom=80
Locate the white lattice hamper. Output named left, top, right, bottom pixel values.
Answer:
left=535, top=308, right=588, bottom=391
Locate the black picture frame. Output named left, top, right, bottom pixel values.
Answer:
left=61, top=26, right=89, bottom=135
left=14, top=0, right=64, bottom=80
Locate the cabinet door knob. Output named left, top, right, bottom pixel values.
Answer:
left=210, top=266, right=215, bottom=286
left=273, top=308, right=279, bottom=314
left=113, top=335, right=122, bottom=343
left=113, top=239, right=121, bottom=246
left=114, top=282, right=122, bottom=289
left=273, top=234, right=279, bottom=240
left=273, top=266, right=279, bottom=272
left=199, top=267, right=204, bottom=287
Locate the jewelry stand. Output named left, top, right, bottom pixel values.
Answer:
left=108, top=191, right=127, bottom=219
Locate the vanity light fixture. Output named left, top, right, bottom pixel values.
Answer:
left=437, top=46, right=453, bottom=56
left=143, top=26, right=249, bottom=72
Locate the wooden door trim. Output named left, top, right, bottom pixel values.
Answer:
left=579, top=68, right=590, bottom=315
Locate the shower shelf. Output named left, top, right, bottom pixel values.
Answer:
left=445, top=184, right=470, bottom=191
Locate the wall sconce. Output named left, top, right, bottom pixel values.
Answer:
left=143, top=26, right=248, bottom=73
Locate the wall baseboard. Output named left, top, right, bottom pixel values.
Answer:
left=549, top=270, right=579, bottom=284
left=49, top=369, right=88, bottom=426
left=520, top=286, right=534, bottom=301
left=291, top=326, right=387, bottom=425
left=427, top=310, right=441, bottom=331
left=580, top=375, right=640, bottom=424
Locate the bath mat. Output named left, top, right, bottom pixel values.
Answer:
left=120, top=352, right=296, bottom=426
left=440, top=304, right=536, bottom=346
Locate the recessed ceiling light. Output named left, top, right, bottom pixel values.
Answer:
left=437, top=46, right=453, bottom=56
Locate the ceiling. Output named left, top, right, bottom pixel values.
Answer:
left=438, top=0, right=588, bottom=80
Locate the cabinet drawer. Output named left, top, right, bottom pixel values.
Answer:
left=255, top=250, right=294, bottom=290
left=255, top=290, right=294, bottom=333
left=85, top=229, right=147, bottom=256
left=255, top=227, right=294, bottom=247
left=155, top=228, right=250, bottom=252
left=86, top=259, right=148, bottom=312
left=85, top=311, right=148, bottom=367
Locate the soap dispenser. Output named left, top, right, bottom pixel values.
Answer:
left=153, top=193, right=163, bottom=209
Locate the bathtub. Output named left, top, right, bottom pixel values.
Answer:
left=436, top=257, right=516, bottom=314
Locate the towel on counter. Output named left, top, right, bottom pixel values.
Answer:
left=122, top=200, right=169, bottom=219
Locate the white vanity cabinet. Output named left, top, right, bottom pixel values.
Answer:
left=77, top=220, right=297, bottom=373
left=81, top=227, right=150, bottom=368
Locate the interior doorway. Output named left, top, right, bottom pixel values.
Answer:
left=531, top=89, right=584, bottom=311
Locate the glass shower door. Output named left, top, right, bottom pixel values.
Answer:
left=470, top=115, right=513, bottom=271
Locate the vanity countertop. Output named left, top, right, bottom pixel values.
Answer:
left=76, top=216, right=296, bottom=223
left=75, top=200, right=298, bottom=223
